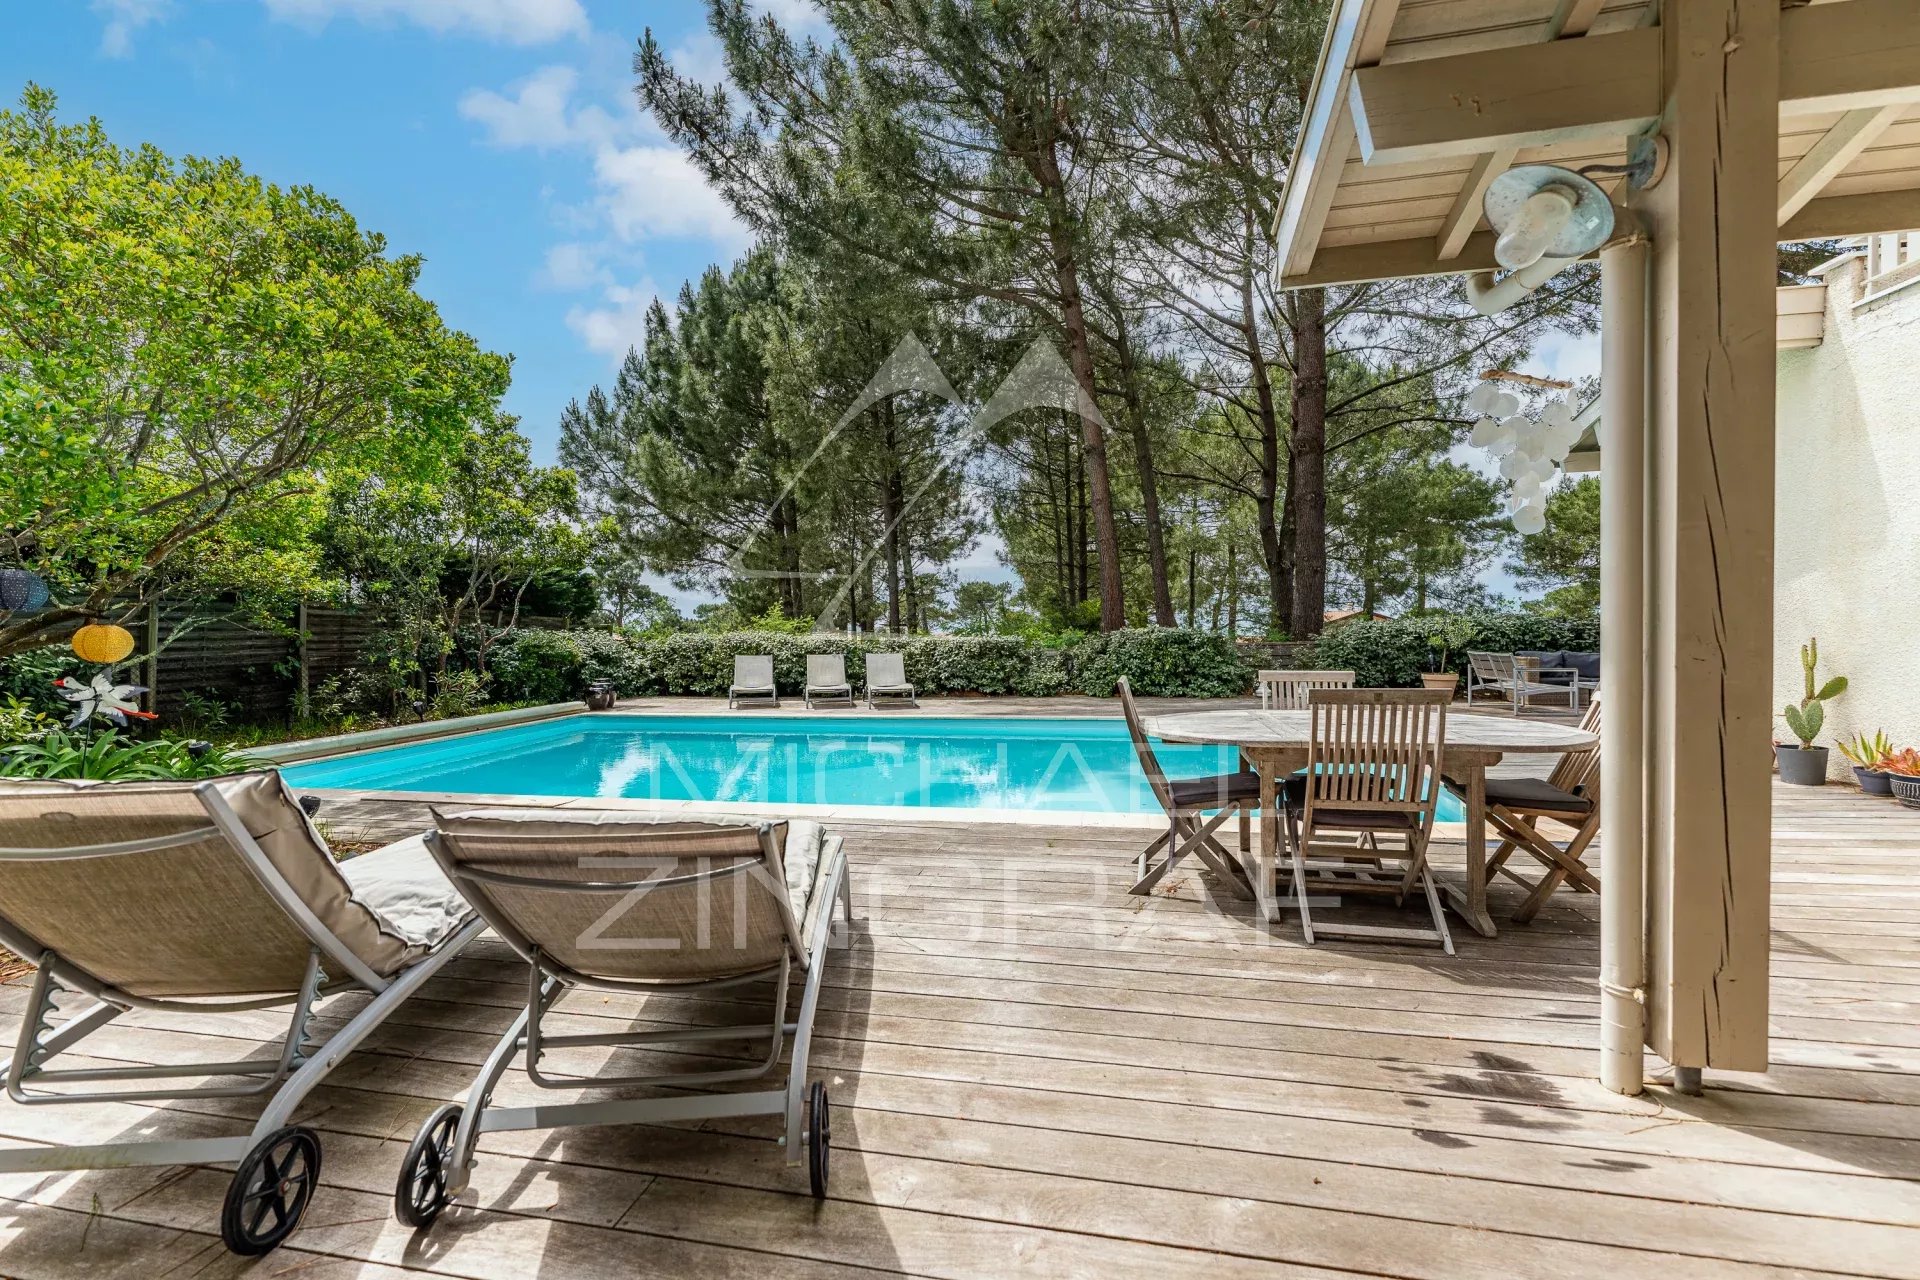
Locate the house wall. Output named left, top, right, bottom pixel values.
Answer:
left=1775, top=256, right=1920, bottom=776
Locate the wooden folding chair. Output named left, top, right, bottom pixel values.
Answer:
left=1479, top=697, right=1603, bottom=923
left=1258, top=669, right=1356, bottom=710
left=1282, top=688, right=1453, bottom=953
left=1117, top=677, right=1254, bottom=901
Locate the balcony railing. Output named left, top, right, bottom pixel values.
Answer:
left=1861, top=231, right=1920, bottom=303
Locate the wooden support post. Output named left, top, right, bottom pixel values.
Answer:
left=143, top=599, right=160, bottom=717
left=1629, top=0, right=1778, bottom=1075
left=294, top=599, right=310, bottom=723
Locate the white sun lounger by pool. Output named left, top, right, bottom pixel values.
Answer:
left=805, top=653, right=854, bottom=707
left=391, top=809, right=852, bottom=1230
left=864, top=651, right=917, bottom=707
left=729, top=654, right=779, bottom=708
left=0, top=773, right=483, bottom=1257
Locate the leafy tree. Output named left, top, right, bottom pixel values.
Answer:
left=639, top=0, right=1140, bottom=629
left=322, top=415, right=583, bottom=690
left=1509, top=476, right=1600, bottom=618
left=0, top=86, right=509, bottom=658
left=952, top=580, right=1014, bottom=632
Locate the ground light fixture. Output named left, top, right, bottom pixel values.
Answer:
left=1483, top=164, right=1615, bottom=271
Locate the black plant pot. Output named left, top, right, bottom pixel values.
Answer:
left=1854, top=766, right=1895, bottom=796
left=1775, top=744, right=1829, bottom=786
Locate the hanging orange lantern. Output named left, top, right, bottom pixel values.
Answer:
left=71, top=622, right=136, bottom=665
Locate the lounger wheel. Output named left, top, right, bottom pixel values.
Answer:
left=221, top=1125, right=322, bottom=1256
left=395, top=1103, right=464, bottom=1230
left=807, top=1080, right=831, bottom=1200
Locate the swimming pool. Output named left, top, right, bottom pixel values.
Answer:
left=280, top=713, right=1468, bottom=820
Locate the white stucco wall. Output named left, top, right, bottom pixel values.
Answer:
left=1775, top=256, right=1920, bottom=777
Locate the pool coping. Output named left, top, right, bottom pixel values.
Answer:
left=248, top=701, right=587, bottom=764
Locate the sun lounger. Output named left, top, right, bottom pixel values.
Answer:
left=0, top=773, right=483, bottom=1256
left=864, top=651, right=917, bottom=707
left=729, top=654, right=779, bottom=708
left=805, top=653, right=854, bottom=708
left=391, top=809, right=852, bottom=1230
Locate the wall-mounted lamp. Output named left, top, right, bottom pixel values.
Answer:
left=1484, top=164, right=1616, bottom=271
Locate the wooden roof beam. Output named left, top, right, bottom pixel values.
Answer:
left=1432, top=0, right=1619, bottom=261
left=1781, top=188, right=1920, bottom=241
left=1776, top=105, right=1905, bottom=224
left=1271, top=0, right=1406, bottom=281
left=1350, top=26, right=1662, bottom=167
left=1350, top=0, right=1920, bottom=168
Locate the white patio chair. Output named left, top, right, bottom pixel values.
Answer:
left=865, top=651, right=917, bottom=707
left=392, top=809, right=852, bottom=1229
left=0, top=773, right=483, bottom=1256
left=1465, top=651, right=1577, bottom=715
left=729, top=654, right=779, bottom=708
left=1281, top=688, right=1454, bottom=954
left=1258, top=669, right=1356, bottom=710
left=804, top=653, right=854, bottom=707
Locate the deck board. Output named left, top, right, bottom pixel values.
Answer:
left=1, top=735, right=1917, bottom=1276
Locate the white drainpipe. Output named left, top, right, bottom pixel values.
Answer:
left=1463, top=256, right=1579, bottom=316
left=1598, top=231, right=1650, bottom=1095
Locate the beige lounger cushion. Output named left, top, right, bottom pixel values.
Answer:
left=0, top=774, right=470, bottom=997
left=429, top=809, right=825, bottom=983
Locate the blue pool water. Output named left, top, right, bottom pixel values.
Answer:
left=281, top=713, right=1468, bottom=819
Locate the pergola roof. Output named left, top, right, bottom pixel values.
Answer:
left=1272, top=0, right=1920, bottom=289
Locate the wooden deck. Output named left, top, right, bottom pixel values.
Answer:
left=1, top=772, right=1917, bottom=1276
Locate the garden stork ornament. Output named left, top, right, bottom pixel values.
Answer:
left=53, top=674, right=156, bottom=730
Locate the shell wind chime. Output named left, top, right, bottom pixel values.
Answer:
left=1466, top=371, right=1583, bottom=536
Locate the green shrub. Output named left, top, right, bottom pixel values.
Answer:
left=488, top=630, right=585, bottom=704
left=1310, top=613, right=1602, bottom=688
left=1070, top=627, right=1252, bottom=698
left=485, top=625, right=1252, bottom=699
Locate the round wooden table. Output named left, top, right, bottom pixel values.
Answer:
left=1145, top=709, right=1599, bottom=937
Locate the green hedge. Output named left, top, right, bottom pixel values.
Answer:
left=1309, top=614, right=1601, bottom=689
left=487, top=627, right=1252, bottom=702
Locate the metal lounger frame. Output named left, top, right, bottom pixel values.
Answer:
left=421, top=827, right=852, bottom=1195
left=0, top=782, right=484, bottom=1175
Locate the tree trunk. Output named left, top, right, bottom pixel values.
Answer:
left=1225, top=540, right=1238, bottom=638
left=880, top=397, right=904, bottom=633
left=1037, top=151, right=1126, bottom=631
left=1105, top=291, right=1176, bottom=626
left=1286, top=287, right=1330, bottom=639
left=1244, top=262, right=1290, bottom=633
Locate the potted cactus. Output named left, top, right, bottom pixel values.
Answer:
left=1776, top=638, right=1847, bottom=786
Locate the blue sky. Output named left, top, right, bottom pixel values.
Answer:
left=3, top=0, right=777, bottom=464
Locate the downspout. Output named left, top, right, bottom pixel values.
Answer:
left=1598, top=218, right=1650, bottom=1095
left=1464, top=256, right=1579, bottom=316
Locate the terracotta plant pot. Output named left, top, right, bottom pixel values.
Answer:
left=1419, top=673, right=1460, bottom=697
left=1774, top=744, right=1829, bottom=786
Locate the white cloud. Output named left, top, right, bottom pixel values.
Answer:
left=459, top=65, right=621, bottom=151
left=539, top=242, right=609, bottom=291
left=669, top=34, right=728, bottom=86
left=93, top=0, right=170, bottom=58
left=567, top=279, right=663, bottom=358
left=260, top=0, right=587, bottom=44
left=593, top=145, right=748, bottom=247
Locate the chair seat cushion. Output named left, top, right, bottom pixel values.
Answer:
left=1479, top=776, right=1593, bottom=815
left=337, top=832, right=478, bottom=962
left=1303, top=807, right=1419, bottom=833
left=1167, top=771, right=1261, bottom=807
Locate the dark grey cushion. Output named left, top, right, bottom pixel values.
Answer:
left=1517, top=650, right=1572, bottom=684
left=1563, top=651, right=1600, bottom=681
